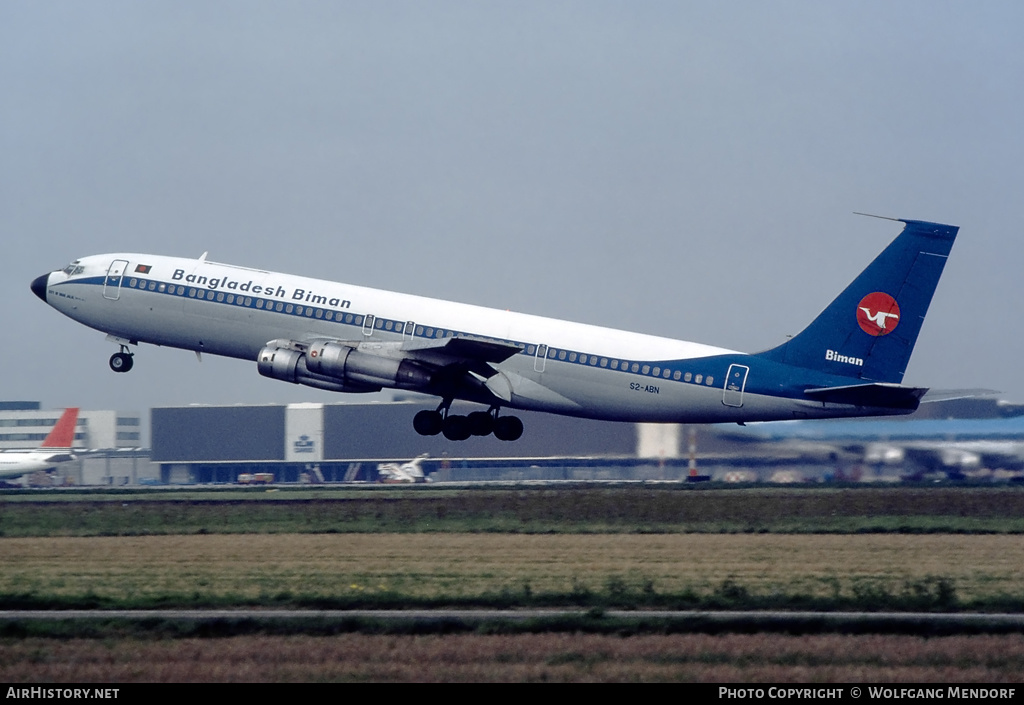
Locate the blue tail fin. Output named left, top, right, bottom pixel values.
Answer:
left=756, top=218, right=958, bottom=383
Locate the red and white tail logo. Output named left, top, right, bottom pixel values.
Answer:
left=40, top=408, right=79, bottom=448
left=857, top=292, right=900, bottom=337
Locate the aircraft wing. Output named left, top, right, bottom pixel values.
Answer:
left=262, top=334, right=525, bottom=397
left=399, top=337, right=523, bottom=371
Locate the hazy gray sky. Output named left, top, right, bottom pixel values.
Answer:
left=3, top=1, right=1022, bottom=414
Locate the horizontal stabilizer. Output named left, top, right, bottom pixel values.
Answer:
left=804, top=383, right=928, bottom=410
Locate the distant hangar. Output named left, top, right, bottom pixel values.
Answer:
left=151, top=401, right=683, bottom=483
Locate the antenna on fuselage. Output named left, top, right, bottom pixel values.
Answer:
left=198, top=251, right=208, bottom=262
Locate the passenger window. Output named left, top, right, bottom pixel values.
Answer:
left=569, top=352, right=577, bottom=362
left=684, top=372, right=692, bottom=382
left=559, top=350, right=567, bottom=360
left=663, top=369, right=671, bottom=378
left=580, top=354, right=587, bottom=364
left=706, top=376, right=714, bottom=385
left=385, top=321, right=394, bottom=331
left=673, top=371, right=681, bottom=380
left=695, top=374, right=703, bottom=384
left=652, top=366, right=660, bottom=376
left=642, top=365, right=650, bottom=375
left=275, top=302, right=284, bottom=312
left=610, top=359, right=618, bottom=369
left=226, top=294, right=234, bottom=304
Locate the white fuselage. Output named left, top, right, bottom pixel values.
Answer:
left=0, top=451, right=73, bottom=480
left=35, top=253, right=882, bottom=425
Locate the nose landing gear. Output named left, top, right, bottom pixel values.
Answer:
left=109, top=346, right=134, bottom=373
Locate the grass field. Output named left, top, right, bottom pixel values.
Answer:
left=2, top=533, right=1023, bottom=609
left=3, top=633, right=1024, bottom=682
left=3, top=486, right=1024, bottom=536
left=3, top=486, right=1024, bottom=682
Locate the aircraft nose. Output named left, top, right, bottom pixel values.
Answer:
left=31, top=273, right=50, bottom=302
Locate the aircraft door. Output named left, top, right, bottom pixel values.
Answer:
left=534, top=344, right=548, bottom=372
left=103, top=260, right=129, bottom=300
left=723, top=364, right=749, bottom=407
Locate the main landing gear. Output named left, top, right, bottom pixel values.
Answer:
left=109, top=346, right=134, bottom=373
left=413, top=402, right=524, bottom=442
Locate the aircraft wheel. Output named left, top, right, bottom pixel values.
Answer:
left=413, top=410, right=443, bottom=436
left=494, top=416, right=523, bottom=441
left=109, top=352, right=134, bottom=373
left=442, top=415, right=472, bottom=441
left=467, top=411, right=495, bottom=436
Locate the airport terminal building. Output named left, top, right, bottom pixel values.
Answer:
left=0, top=402, right=145, bottom=450
left=0, top=402, right=151, bottom=485
left=151, top=401, right=688, bottom=483
left=8, top=397, right=1014, bottom=485
left=1, top=400, right=696, bottom=485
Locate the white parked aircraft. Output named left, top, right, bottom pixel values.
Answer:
left=31, top=218, right=958, bottom=441
left=0, top=407, right=79, bottom=479
left=377, top=454, right=431, bottom=483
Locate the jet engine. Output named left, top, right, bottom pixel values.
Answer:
left=257, top=340, right=433, bottom=393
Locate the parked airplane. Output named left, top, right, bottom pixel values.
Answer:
left=31, top=217, right=958, bottom=441
left=377, top=453, right=431, bottom=483
left=0, top=407, right=79, bottom=479
left=723, top=414, right=1024, bottom=478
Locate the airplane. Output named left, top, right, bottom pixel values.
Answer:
left=377, top=453, right=431, bottom=483
left=721, top=414, right=1024, bottom=479
left=30, top=217, right=958, bottom=442
left=0, top=407, right=80, bottom=480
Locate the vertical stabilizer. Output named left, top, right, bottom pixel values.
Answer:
left=40, top=408, right=79, bottom=449
left=757, top=219, right=958, bottom=383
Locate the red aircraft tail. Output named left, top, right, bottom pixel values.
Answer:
left=40, top=408, right=79, bottom=449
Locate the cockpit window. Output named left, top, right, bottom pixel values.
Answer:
left=62, top=262, right=85, bottom=276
